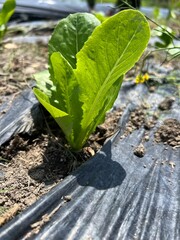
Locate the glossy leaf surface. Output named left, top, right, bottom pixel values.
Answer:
left=48, top=13, right=100, bottom=68
left=74, top=10, right=150, bottom=148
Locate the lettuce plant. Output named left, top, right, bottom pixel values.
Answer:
left=34, top=10, right=150, bottom=151
left=0, top=0, right=16, bottom=40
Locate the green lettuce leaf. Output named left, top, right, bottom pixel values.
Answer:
left=74, top=10, right=150, bottom=149
left=34, top=52, right=82, bottom=146
left=48, top=13, right=100, bottom=68
left=34, top=70, right=52, bottom=97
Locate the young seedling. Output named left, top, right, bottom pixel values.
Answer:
left=34, top=10, right=150, bottom=151
left=0, top=0, right=16, bottom=40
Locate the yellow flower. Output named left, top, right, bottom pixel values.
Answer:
left=143, top=73, right=149, bottom=81
left=135, top=74, right=144, bottom=84
left=135, top=73, right=149, bottom=84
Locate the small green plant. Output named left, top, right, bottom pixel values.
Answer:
left=152, top=25, right=175, bottom=48
left=34, top=10, right=150, bottom=150
left=0, top=0, right=16, bottom=40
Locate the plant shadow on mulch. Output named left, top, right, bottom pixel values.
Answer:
left=71, top=140, right=127, bottom=190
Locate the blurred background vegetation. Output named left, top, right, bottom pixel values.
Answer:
left=96, top=0, right=180, bottom=8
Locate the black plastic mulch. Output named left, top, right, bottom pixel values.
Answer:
left=0, top=67, right=179, bottom=239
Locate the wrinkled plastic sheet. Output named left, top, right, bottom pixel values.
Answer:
left=0, top=75, right=179, bottom=239
left=0, top=89, right=42, bottom=146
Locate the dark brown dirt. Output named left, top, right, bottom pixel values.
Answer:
left=154, top=118, right=180, bottom=148
left=158, top=97, right=175, bottom=111
left=0, top=108, right=123, bottom=225
left=0, top=41, right=48, bottom=106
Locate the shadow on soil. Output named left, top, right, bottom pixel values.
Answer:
left=72, top=140, right=126, bottom=190
left=28, top=133, right=126, bottom=190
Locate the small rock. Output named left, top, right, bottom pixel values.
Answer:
left=169, top=161, right=175, bottom=169
left=144, top=120, right=154, bottom=130
left=149, top=86, right=156, bottom=92
left=63, top=195, right=72, bottom=202
left=144, top=135, right=150, bottom=141
left=133, top=144, right=145, bottom=158
left=158, top=97, right=175, bottom=111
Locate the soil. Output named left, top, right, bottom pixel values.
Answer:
left=154, top=118, right=180, bottom=147
left=0, top=18, right=180, bottom=227
left=133, top=143, right=146, bottom=158
left=158, top=96, right=175, bottom=111
left=0, top=107, right=124, bottom=225
left=0, top=42, right=48, bottom=105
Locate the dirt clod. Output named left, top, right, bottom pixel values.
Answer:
left=63, top=195, right=72, bottom=202
left=158, top=97, right=175, bottom=111
left=123, top=108, right=146, bottom=138
left=154, top=118, right=180, bottom=147
left=144, top=120, right=155, bottom=130
left=133, top=143, right=146, bottom=158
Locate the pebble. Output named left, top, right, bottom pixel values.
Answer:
left=144, top=135, right=150, bottom=141
left=63, top=195, right=72, bottom=202
left=133, top=144, right=146, bottom=158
